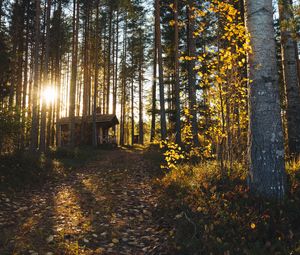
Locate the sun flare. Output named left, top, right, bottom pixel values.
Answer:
left=42, top=87, right=56, bottom=105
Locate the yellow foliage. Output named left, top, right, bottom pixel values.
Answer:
left=162, top=0, right=250, bottom=172
left=169, top=20, right=175, bottom=27
left=193, top=0, right=250, bottom=157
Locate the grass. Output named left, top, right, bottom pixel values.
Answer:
left=155, top=159, right=300, bottom=255
left=50, top=146, right=101, bottom=168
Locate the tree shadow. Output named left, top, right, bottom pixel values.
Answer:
left=69, top=168, right=129, bottom=252
left=0, top=184, right=58, bottom=255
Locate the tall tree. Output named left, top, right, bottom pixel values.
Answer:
left=0, top=0, right=3, bottom=27
left=40, top=0, right=52, bottom=153
left=150, top=26, right=157, bottom=142
left=113, top=11, right=119, bottom=115
left=106, top=7, right=113, bottom=114
left=120, top=14, right=128, bottom=146
left=21, top=0, right=30, bottom=149
left=173, top=0, right=181, bottom=145
left=131, top=55, right=134, bottom=146
left=245, top=0, right=286, bottom=200
left=30, top=0, right=41, bottom=151
left=138, top=31, right=144, bottom=145
left=69, top=0, right=79, bottom=147
left=187, top=0, right=199, bottom=146
left=53, top=0, right=63, bottom=147
left=278, top=0, right=300, bottom=155
left=93, top=0, right=100, bottom=147
left=81, top=0, right=91, bottom=144
left=155, top=0, right=167, bottom=140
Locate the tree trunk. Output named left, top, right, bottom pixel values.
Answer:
left=21, top=1, right=30, bottom=149
left=30, top=0, right=41, bottom=152
left=0, top=0, right=3, bottom=27
left=120, top=16, right=127, bottom=146
left=40, top=0, right=51, bottom=153
left=81, top=2, right=91, bottom=145
left=150, top=26, right=157, bottom=143
left=278, top=0, right=300, bottom=155
left=69, top=0, right=79, bottom=147
left=155, top=0, right=167, bottom=140
left=55, top=0, right=62, bottom=147
left=138, top=42, right=144, bottom=145
left=131, top=76, right=134, bottom=146
left=16, top=1, right=25, bottom=113
left=93, top=0, right=100, bottom=147
left=102, top=23, right=106, bottom=114
left=106, top=8, right=113, bottom=114
left=113, top=11, right=119, bottom=115
left=187, top=0, right=199, bottom=146
left=245, top=0, right=286, bottom=200
left=173, top=0, right=181, bottom=145
left=9, top=0, right=20, bottom=108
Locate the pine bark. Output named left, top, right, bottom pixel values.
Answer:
left=21, top=1, right=30, bottom=149
left=40, top=0, right=51, bottom=152
left=173, top=0, right=181, bottom=145
left=113, top=11, right=119, bottom=116
left=81, top=2, right=91, bottom=144
left=93, top=0, right=100, bottom=147
left=138, top=43, right=144, bottom=145
left=187, top=0, right=199, bottom=146
left=131, top=73, right=134, bottom=146
left=278, top=0, right=300, bottom=155
left=106, top=8, right=113, bottom=114
left=155, top=0, right=167, bottom=140
left=0, top=0, right=3, bottom=27
left=130, top=30, right=135, bottom=146
left=120, top=16, right=127, bottom=146
left=30, top=0, right=41, bottom=151
left=55, top=0, right=62, bottom=147
left=69, top=0, right=79, bottom=147
left=150, top=30, right=157, bottom=143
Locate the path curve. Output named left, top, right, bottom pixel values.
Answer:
left=0, top=148, right=173, bottom=255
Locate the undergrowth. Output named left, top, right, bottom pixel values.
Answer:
left=156, top=159, right=300, bottom=255
left=0, top=146, right=99, bottom=191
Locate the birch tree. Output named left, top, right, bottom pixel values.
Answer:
left=245, top=0, right=286, bottom=200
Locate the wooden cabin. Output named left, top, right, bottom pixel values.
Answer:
left=56, top=114, right=119, bottom=147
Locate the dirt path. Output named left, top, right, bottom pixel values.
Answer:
left=0, top=148, right=173, bottom=255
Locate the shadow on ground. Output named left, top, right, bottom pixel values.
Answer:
left=0, top=146, right=175, bottom=255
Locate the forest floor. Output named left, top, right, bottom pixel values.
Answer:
left=0, top=146, right=176, bottom=255
left=1, top=146, right=300, bottom=255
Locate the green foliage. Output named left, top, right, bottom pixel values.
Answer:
left=0, top=152, right=51, bottom=191
left=0, top=32, right=10, bottom=100
left=157, top=160, right=300, bottom=254
left=0, top=108, right=28, bottom=154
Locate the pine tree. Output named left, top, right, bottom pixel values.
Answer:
left=278, top=0, right=300, bottom=155
left=155, top=0, right=167, bottom=140
left=30, top=0, right=41, bottom=152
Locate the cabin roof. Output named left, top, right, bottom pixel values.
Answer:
left=57, top=114, right=119, bottom=126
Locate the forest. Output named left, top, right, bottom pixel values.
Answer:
left=1, top=0, right=300, bottom=254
